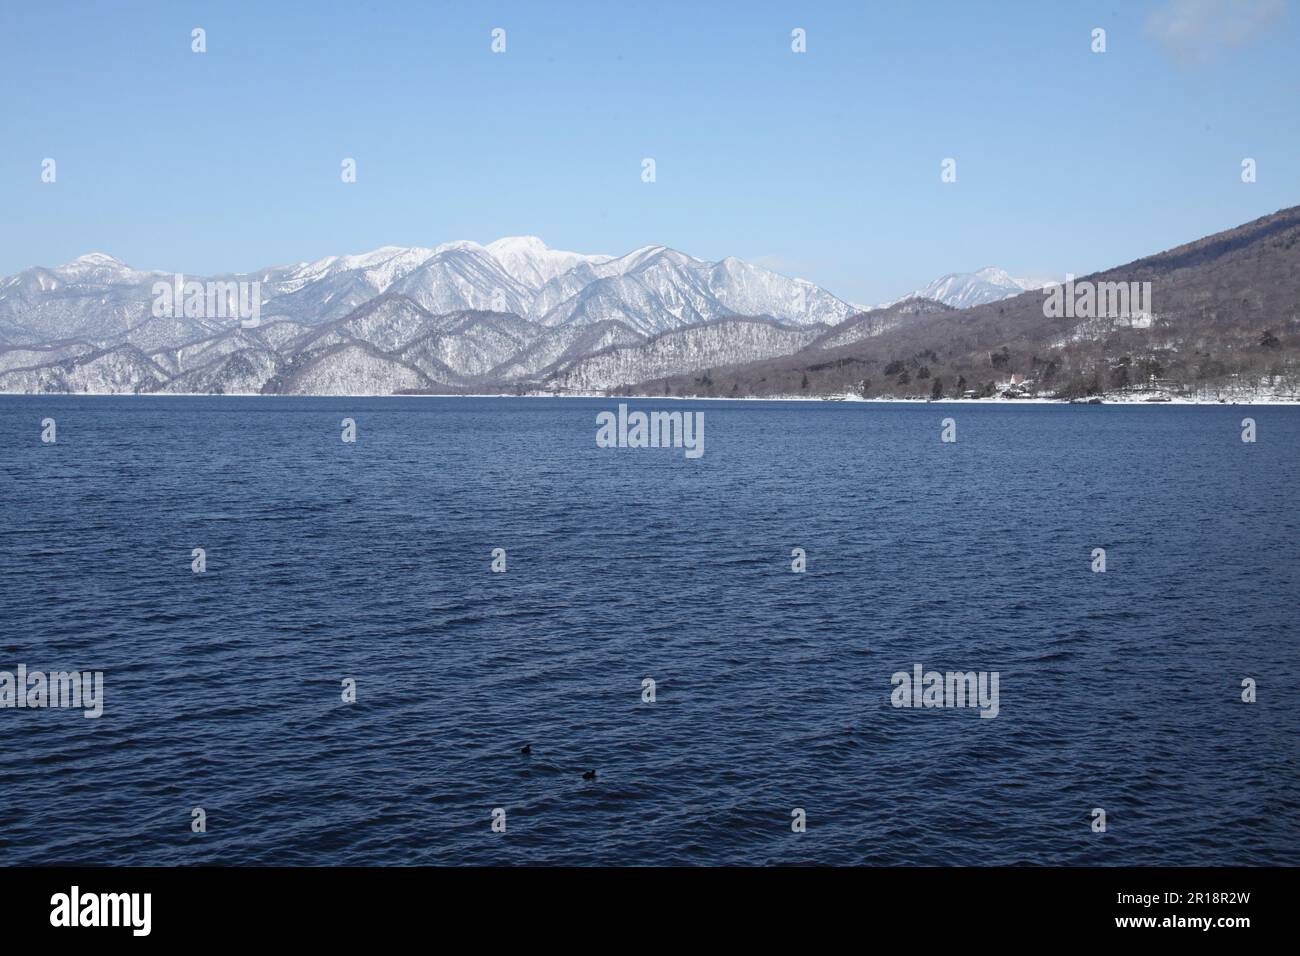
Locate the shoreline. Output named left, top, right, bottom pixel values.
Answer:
left=3, top=390, right=1298, bottom=405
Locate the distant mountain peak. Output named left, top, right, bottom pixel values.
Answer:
left=485, top=235, right=549, bottom=253
left=60, top=252, right=130, bottom=270
left=905, top=267, right=1055, bottom=310
left=482, top=235, right=614, bottom=288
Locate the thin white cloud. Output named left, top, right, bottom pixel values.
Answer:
left=1146, top=0, right=1287, bottom=64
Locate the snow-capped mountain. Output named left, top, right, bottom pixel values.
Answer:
left=0, top=238, right=855, bottom=350
left=908, top=267, right=1054, bottom=310
left=0, top=238, right=862, bottom=394
left=483, top=236, right=614, bottom=287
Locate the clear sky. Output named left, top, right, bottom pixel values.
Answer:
left=2, top=0, right=1297, bottom=304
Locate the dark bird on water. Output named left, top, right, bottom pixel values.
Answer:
left=520, top=744, right=532, bottom=755
left=582, top=770, right=597, bottom=780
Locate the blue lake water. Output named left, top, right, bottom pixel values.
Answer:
left=0, top=396, right=1296, bottom=865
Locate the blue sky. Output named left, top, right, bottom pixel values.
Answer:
left=1, top=0, right=1297, bottom=303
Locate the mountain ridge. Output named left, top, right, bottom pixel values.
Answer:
left=2, top=208, right=1297, bottom=398
left=0, top=236, right=854, bottom=347
left=631, top=205, right=1300, bottom=402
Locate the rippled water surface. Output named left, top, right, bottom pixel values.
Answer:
left=1, top=396, right=1296, bottom=865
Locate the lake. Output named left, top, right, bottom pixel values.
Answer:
left=0, top=396, right=1296, bottom=865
